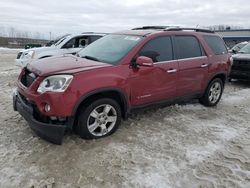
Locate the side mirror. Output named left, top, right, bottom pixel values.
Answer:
left=232, top=49, right=237, bottom=54
left=136, top=56, right=154, bottom=67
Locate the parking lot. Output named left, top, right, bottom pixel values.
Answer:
left=0, top=48, right=250, bottom=187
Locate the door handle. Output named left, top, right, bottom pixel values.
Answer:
left=201, top=64, right=208, bottom=68
left=167, top=69, right=177, bottom=73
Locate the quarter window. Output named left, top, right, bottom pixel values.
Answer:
left=139, top=36, right=173, bottom=62
left=175, top=36, right=203, bottom=59
left=204, top=35, right=228, bottom=55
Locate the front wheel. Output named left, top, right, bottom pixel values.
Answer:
left=76, top=98, right=121, bottom=139
left=199, top=78, right=224, bottom=107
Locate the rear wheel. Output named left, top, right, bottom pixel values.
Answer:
left=76, top=98, right=121, bottom=139
left=199, top=78, right=223, bottom=107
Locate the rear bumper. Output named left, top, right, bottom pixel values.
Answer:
left=230, top=69, right=250, bottom=80
left=13, top=90, right=68, bottom=145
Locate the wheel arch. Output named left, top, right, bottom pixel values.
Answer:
left=72, top=88, right=129, bottom=123
left=202, top=72, right=227, bottom=97
left=207, top=72, right=227, bottom=87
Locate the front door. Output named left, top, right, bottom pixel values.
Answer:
left=129, top=36, right=179, bottom=106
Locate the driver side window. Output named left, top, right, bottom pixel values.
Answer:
left=72, top=36, right=90, bottom=48
left=139, top=36, right=173, bottom=62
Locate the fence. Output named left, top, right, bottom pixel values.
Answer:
left=0, top=37, right=49, bottom=48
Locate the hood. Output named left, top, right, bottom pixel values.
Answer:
left=233, top=53, right=250, bottom=61
left=21, top=46, right=56, bottom=53
left=27, top=55, right=112, bottom=76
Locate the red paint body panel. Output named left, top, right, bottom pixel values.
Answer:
left=177, top=57, right=209, bottom=96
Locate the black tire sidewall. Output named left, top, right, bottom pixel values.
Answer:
left=77, top=98, right=121, bottom=139
left=201, top=78, right=224, bottom=107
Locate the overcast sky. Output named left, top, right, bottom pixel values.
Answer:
left=0, top=0, right=250, bottom=39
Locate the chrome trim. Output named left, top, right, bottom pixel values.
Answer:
left=154, top=60, right=178, bottom=65
left=153, top=56, right=207, bottom=65
left=177, top=56, right=207, bottom=62
left=167, top=69, right=177, bottom=73
left=201, top=64, right=208, bottom=68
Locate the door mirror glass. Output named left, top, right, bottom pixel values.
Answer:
left=136, top=56, right=154, bottom=67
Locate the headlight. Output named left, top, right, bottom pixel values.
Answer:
left=37, top=75, right=73, bottom=93
left=23, top=50, right=35, bottom=59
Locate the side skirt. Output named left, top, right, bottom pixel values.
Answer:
left=129, top=93, right=203, bottom=114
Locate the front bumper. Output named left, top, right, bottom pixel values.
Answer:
left=230, top=70, right=250, bottom=80
left=13, top=90, right=67, bottom=145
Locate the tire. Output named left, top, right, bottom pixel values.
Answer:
left=76, top=98, right=121, bottom=139
left=199, top=78, right=224, bottom=107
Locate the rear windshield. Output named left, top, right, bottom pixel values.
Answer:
left=203, top=35, right=228, bottom=55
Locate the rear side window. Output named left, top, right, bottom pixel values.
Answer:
left=175, top=36, right=203, bottom=59
left=139, top=36, right=173, bottom=62
left=203, top=35, right=227, bottom=55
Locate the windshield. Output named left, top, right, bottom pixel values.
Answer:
left=232, top=42, right=248, bottom=51
left=54, top=35, right=71, bottom=46
left=239, top=42, right=250, bottom=54
left=78, top=34, right=142, bottom=64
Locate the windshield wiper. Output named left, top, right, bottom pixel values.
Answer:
left=81, top=55, right=100, bottom=62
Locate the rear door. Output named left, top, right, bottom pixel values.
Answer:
left=129, top=36, right=178, bottom=106
left=174, top=35, right=209, bottom=97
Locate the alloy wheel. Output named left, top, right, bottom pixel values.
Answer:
left=87, top=104, right=117, bottom=136
left=208, top=82, right=222, bottom=104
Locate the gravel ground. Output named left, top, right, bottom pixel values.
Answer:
left=0, top=49, right=250, bottom=188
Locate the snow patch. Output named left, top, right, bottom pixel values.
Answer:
left=0, top=47, right=22, bottom=51
left=186, top=124, right=243, bottom=165
left=186, top=141, right=221, bottom=164
left=222, top=88, right=250, bottom=105
left=122, top=168, right=171, bottom=188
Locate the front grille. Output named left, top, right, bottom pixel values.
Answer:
left=17, top=52, right=23, bottom=59
left=232, top=60, right=250, bottom=71
left=20, top=69, right=37, bottom=88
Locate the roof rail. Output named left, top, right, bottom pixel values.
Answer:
left=164, top=27, right=214, bottom=33
left=131, top=26, right=214, bottom=33
left=81, top=32, right=95, bottom=34
left=132, top=26, right=174, bottom=30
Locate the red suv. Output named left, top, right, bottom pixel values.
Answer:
left=13, top=26, right=232, bottom=144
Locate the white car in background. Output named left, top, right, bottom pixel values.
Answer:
left=15, top=33, right=106, bottom=67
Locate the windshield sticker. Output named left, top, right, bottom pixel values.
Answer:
left=124, top=36, right=140, bottom=41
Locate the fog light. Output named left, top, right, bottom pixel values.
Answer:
left=44, top=104, right=51, bottom=112
left=50, top=116, right=57, bottom=120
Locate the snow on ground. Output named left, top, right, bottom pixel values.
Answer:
left=0, top=51, right=250, bottom=188
left=0, top=47, right=22, bottom=51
